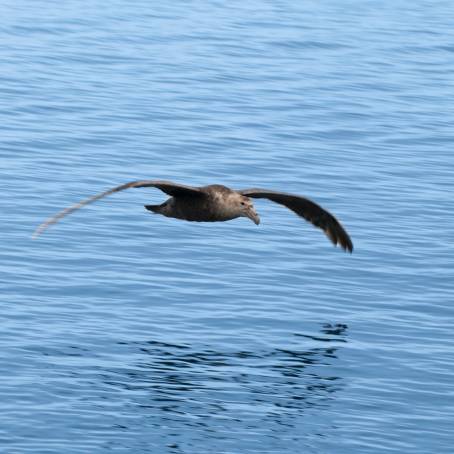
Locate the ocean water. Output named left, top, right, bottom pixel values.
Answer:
left=1, top=1, right=454, bottom=452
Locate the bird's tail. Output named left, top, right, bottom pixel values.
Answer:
left=144, top=204, right=162, bottom=214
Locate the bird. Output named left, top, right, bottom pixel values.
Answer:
left=32, top=180, right=353, bottom=252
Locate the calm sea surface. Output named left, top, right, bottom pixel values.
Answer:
left=1, top=1, right=454, bottom=453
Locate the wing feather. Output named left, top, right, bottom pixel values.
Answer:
left=239, top=188, right=353, bottom=252
left=32, top=180, right=202, bottom=238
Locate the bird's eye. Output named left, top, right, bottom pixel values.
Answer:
left=241, top=202, right=245, bottom=206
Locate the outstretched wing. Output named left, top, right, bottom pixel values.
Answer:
left=239, top=188, right=353, bottom=252
left=32, top=180, right=203, bottom=238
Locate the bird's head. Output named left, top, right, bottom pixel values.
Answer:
left=236, top=194, right=260, bottom=225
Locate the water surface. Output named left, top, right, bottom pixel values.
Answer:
left=1, top=1, right=454, bottom=453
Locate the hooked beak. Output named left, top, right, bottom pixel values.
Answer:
left=246, top=208, right=260, bottom=225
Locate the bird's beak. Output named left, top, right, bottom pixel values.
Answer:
left=246, top=208, right=260, bottom=225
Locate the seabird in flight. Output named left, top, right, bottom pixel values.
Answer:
left=32, top=180, right=353, bottom=252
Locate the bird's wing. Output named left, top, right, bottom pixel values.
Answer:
left=239, top=188, right=353, bottom=252
left=32, top=180, right=203, bottom=238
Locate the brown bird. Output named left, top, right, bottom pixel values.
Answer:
left=32, top=180, right=353, bottom=252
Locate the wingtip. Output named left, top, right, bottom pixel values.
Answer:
left=31, top=222, right=49, bottom=240
left=343, top=240, right=353, bottom=253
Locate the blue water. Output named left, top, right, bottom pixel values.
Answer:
left=2, top=1, right=454, bottom=452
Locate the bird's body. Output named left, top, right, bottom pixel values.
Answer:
left=33, top=180, right=353, bottom=252
left=146, top=184, right=259, bottom=224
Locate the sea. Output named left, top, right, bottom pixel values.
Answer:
left=1, top=1, right=454, bottom=453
